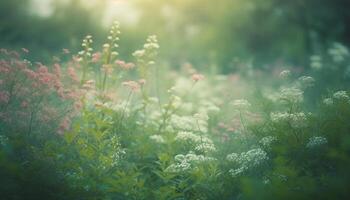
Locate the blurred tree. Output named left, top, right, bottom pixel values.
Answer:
left=0, top=0, right=106, bottom=62
left=133, top=0, right=350, bottom=72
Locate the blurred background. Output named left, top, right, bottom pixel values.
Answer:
left=1, top=0, right=350, bottom=73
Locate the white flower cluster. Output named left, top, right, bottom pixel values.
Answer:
left=226, top=148, right=268, bottom=177
left=270, top=112, right=307, bottom=129
left=109, top=135, right=126, bottom=167
left=133, top=35, right=159, bottom=66
left=279, top=70, right=291, bottom=79
left=306, top=136, right=328, bottom=149
left=298, top=76, right=315, bottom=89
left=149, top=134, right=165, bottom=144
left=279, top=87, right=304, bottom=103
left=170, top=112, right=209, bottom=133
left=165, top=152, right=216, bottom=173
left=259, top=136, right=277, bottom=148
left=231, top=99, right=251, bottom=110
left=175, top=131, right=216, bottom=153
left=310, top=55, right=322, bottom=70
left=78, top=35, right=93, bottom=58
left=323, top=91, right=349, bottom=106
left=328, top=43, right=349, bottom=63
left=104, top=21, right=121, bottom=57
left=323, top=98, right=333, bottom=106
left=199, top=100, right=221, bottom=114
left=333, top=90, right=349, bottom=101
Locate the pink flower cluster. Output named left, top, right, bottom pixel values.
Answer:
left=0, top=49, right=82, bottom=135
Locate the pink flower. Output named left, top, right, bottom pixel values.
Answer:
left=24, top=69, right=37, bottom=79
left=37, top=65, right=49, bottom=74
left=138, top=79, right=146, bottom=85
left=191, top=73, right=205, bottom=82
left=58, top=117, right=71, bottom=134
left=67, top=67, right=79, bottom=82
left=115, top=60, right=135, bottom=70
left=122, top=81, right=140, bottom=92
left=53, top=63, right=62, bottom=78
left=101, top=64, right=113, bottom=75
left=92, top=52, right=101, bottom=63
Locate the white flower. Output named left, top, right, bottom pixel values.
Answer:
left=195, top=142, right=216, bottom=153
left=270, top=112, right=290, bottom=122
left=306, top=136, right=328, bottom=148
left=231, top=99, right=251, bottom=110
left=226, top=153, right=239, bottom=162
left=279, top=70, right=291, bottom=78
left=333, top=91, right=349, bottom=101
left=279, top=87, right=303, bottom=103
left=149, top=134, right=165, bottom=144
left=298, top=76, right=315, bottom=89
left=270, top=112, right=307, bottom=129
left=132, top=50, right=145, bottom=58
left=175, top=131, right=199, bottom=142
left=227, top=148, right=268, bottom=177
left=289, top=112, right=307, bottom=129
left=323, top=98, right=333, bottom=106
left=165, top=152, right=216, bottom=173
left=175, top=131, right=216, bottom=153
left=259, top=136, right=277, bottom=147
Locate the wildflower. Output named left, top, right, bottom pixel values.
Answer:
left=323, top=98, right=333, bottom=106
left=132, top=50, right=145, bottom=58
left=259, top=136, right=277, bottom=148
left=135, top=80, right=145, bottom=87
left=195, top=142, right=216, bottom=153
left=231, top=99, right=251, bottom=110
left=191, top=73, right=205, bottom=82
left=279, top=70, right=291, bottom=79
left=290, top=113, right=307, bottom=128
left=92, top=52, right=101, bottom=63
left=333, top=90, right=349, bottom=101
left=149, top=134, right=165, bottom=144
left=115, top=60, right=135, bottom=70
left=175, top=131, right=200, bottom=142
left=58, top=117, right=71, bottom=134
left=279, top=87, right=303, bottom=103
left=227, top=148, right=268, bottom=177
left=271, top=112, right=307, bottom=129
left=165, top=152, right=216, bottom=173
left=122, top=81, right=140, bottom=92
left=67, top=67, right=79, bottom=82
left=298, top=76, right=315, bottom=89
left=101, top=64, right=114, bottom=75
left=306, top=136, right=328, bottom=148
